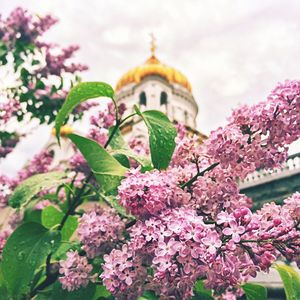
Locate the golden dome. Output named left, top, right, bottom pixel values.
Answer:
left=51, top=125, right=74, bottom=137
left=115, top=55, right=192, bottom=92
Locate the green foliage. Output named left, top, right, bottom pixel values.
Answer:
left=134, top=106, right=177, bottom=169
left=100, top=193, right=134, bottom=219
left=0, top=264, right=8, bottom=300
left=92, top=285, right=112, bottom=299
left=55, top=82, right=114, bottom=144
left=42, top=206, right=78, bottom=240
left=275, top=263, right=300, bottom=300
left=241, top=283, right=267, bottom=300
left=139, top=290, right=158, bottom=300
left=51, top=282, right=96, bottom=300
left=2, top=222, right=61, bottom=298
left=192, top=280, right=214, bottom=300
left=68, top=133, right=128, bottom=193
left=8, top=172, right=67, bottom=208
left=109, top=127, right=152, bottom=170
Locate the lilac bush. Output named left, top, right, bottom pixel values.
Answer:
left=0, top=76, right=299, bottom=300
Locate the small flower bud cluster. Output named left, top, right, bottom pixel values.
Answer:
left=59, top=250, right=93, bottom=291
left=77, top=206, right=125, bottom=258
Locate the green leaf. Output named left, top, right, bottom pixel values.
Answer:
left=68, top=133, right=128, bottom=192
left=8, top=172, right=67, bottom=208
left=2, top=222, right=61, bottom=298
left=112, top=148, right=152, bottom=169
left=109, top=127, right=152, bottom=169
left=52, top=281, right=96, bottom=300
left=55, top=82, right=114, bottom=144
left=23, top=209, right=42, bottom=224
left=0, top=263, right=8, bottom=300
left=134, top=106, right=176, bottom=169
left=92, top=285, right=111, bottom=299
left=139, top=290, right=158, bottom=300
left=192, top=280, right=214, bottom=300
left=113, top=153, right=131, bottom=168
left=241, top=283, right=267, bottom=300
left=42, top=206, right=78, bottom=240
left=100, top=193, right=134, bottom=219
left=275, top=264, right=300, bottom=300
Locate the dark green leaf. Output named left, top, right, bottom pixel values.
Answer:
left=192, top=280, right=213, bottom=300
left=113, top=153, right=131, bottom=168
left=241, top=283, right=267, bottom=300
left=68, top=134, right=128, bottom=192
left=92, top=285, right=111, bottom=299
left=100, top=193, right=134, bottom=219
left=23, top=209, right=42, bottom=224
left=275, top=264, right=300, bottom=300
left=42, top=206, right=78, bottom=240
left=0, top=263, right=8, bottom=300
left=55, top=82, right=114, bottom=144
left=134, top=106, right=176, bottom=169
left=52, top=281, right=96, bottom=300
left=8, top=172, right=67, bottom=208
left=139, top=290, right=158, bottom=300
left=109, top=127, right=152, bottom=169
left=2, top=222, right=61, bottom=298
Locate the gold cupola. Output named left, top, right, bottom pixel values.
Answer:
left=115, top=35, right=192, bottom=92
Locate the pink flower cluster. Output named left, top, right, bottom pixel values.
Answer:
left=102, top=196, right=300, bottom=299
left=0, top=175, right=17, bottom=207
left=0, top=99, right=21, bottom=125
left=59, top=250, right=93, bottom=291
left=206, top=80, right=300, bottom=179
left=17, top=149, right=54, bottom=181
left=77, top=206, right=125, bottom=258
left=101, top=244, right=147, bottom=298
left=191, top=165, right=252, bottom=216
left=117, top=168, right=190, bottom=218
left=41, top=45, right=88, bottom=76
left=0, top=7, right=57, bottom=48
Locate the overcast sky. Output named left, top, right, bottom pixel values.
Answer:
left=1, top=0, right=300, bottom=175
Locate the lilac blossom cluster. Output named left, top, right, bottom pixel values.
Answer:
left=0, top=149, right=54, bottom=207
left=0, top=175, right=17, bottom=207
left=117, top=168, right=190, bottom=218
left=206, top=80, right=300, bottom=178
left=101, top=198, right=300, bottom=299
left=77, top=206, right=125, bottom=258
left=99, top=80, right=300, bottom=299
left=59, top=250, right=93, bottom=291
left=17, top=149, right=54, bottom=181
left=0, top=7, right=57, bottom=48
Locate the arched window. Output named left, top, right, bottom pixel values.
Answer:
left=139, top=91, right=147, bottom=106
left=160, top=91, right=168, bottom=105
left=184, top=111, right=188, bottom=124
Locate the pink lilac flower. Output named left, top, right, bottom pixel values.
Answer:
left=100, top=244, right=147, bottom=298
left=202, top=231, right=222, bottom=254
left=59, top=250, right=93, bottom=291
left=117, top=169, right=190, bottom=218
left=34, top=199, right=52, bottom=210
left=0, top=175, right=17, bottom=207
left=0, top=99, right=21, bottom=124
left=77, top=206, right=125, bottom=258
left=222, top=220, right=245, bottom=243
left=17, top=149, right=54, bottom=181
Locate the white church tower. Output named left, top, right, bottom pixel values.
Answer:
left=114, top=35, right=203, bottom=140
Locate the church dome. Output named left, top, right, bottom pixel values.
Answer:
left=115, top=54, right=192, bottom=93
